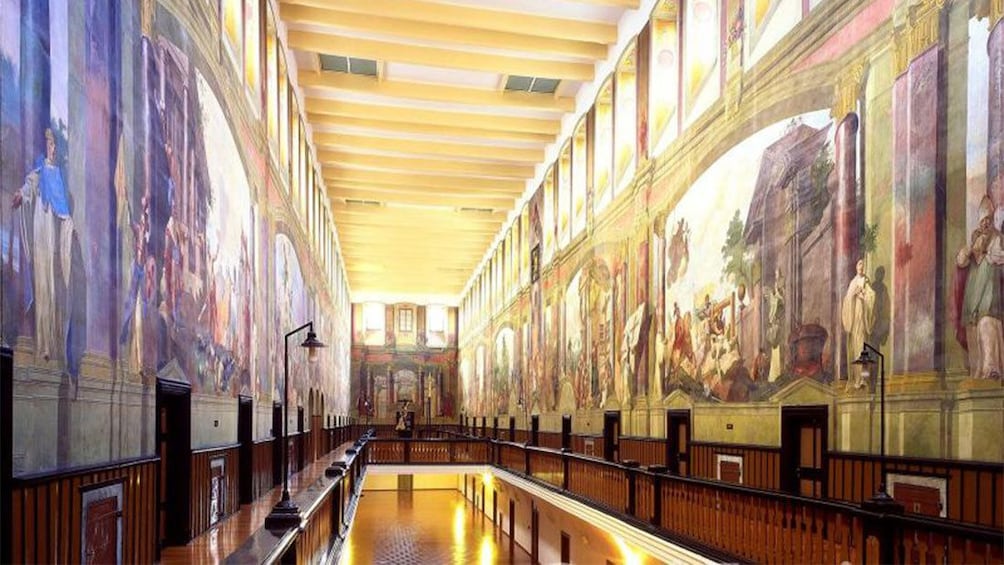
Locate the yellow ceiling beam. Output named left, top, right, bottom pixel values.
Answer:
left=344, top=257, right=482, bottom=267
left=288, top=31, right=594, bottom=81
left=333, top=216, right=501, bottom=233
left=307, top=98, right=561, bottom=135
left=308, top=113, right=554, bottom=145
left=299, top=72, right=574, bottom=113
left=343, top=256, right=484, bottom=267
left=565, top=0, right=640, bottom=7
left=345, top=280, right=468, bottom=293
left=313, top=132, right=543, bottom=163
left=282, top=5, right=607, bottom=62
left=323, top=169, right=526, bottom=193
left=328, top=183, right=516, bottom=209
left=340, top=242, right=490, bottom=254
left=319, top=151, right=535, bottom=179
left=283, top=0, right=618, bottom=44
left=331, top=202, right=509, bottom=222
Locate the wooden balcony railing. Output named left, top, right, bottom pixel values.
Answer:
left=360, top=432, right=1003, bottom=564
left=227, top=430, right=372, bottom=565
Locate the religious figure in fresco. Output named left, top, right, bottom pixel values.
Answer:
left=765, top=270, right=785, bottom=382
left=955, top=197, right=1004, bottom=380
left=842, top=259, right=876, bottom=388
left=666, top=218, right=690, bottom=286
left=668, top=302, right=695, bottom=376
left=13, top=128, right=73, bottom=364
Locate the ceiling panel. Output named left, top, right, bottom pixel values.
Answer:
left=279, top=0, right=641, bottom=301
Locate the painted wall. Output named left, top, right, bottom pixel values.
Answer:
left=0, top=0, right=350, bottom=474
left=350, top=302, right=459, bottom=423
left=460, top=0, right=1004, bottom=462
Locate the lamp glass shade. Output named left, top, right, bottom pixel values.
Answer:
left=852, top=347, right=876, bottom=366
left=301, top=331, right=326, bottom=363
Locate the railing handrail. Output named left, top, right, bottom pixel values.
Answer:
left=372, top=434, right=1004, bottom=546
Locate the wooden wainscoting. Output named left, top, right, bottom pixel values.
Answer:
left=619, top=437, right=667, bottom=467
left=10, top=457, right=158, bottom=564
left=538, top=432, right=562, bottom=450
left=190, top=444, right=240, bottom=540
left=827, top=452, right=1004, bottom=529
left=251, top=439, right=274, bottom=500
left=690, top=442, right=781, bottom=490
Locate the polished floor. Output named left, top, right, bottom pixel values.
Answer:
left=340, top=490, right=532, bottom=565
left=160, top=444, right=353, bottom=564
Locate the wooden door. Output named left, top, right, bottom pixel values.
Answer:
left=508, top=498, right=515, bottom=555
left=603, top=411, right=621, bottom=462
left=667, top=410, right=691, bottom=476
left=531, top=502, right=539, bottom=565
left=297, top=406, right=305, bottom=471
left=157, top=379, right=191, bottom=548
left=561, top=415, right=571, bottom=451
left=0, top=346, right=11, bottom=565
left=311, top=414, right=323, bottom=461
left=271, top=403, right=282, bottom=486
left=781, top=406, right=827, bottom=497
left=238, top=396, right=252, bottom=504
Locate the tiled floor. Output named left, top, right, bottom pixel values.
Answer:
left=160, top=444, right=354, bottom=564
left=340, top=490, right=532, bottom=565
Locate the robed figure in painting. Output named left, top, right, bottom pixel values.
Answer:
left=13, top=128, right=73, bottom=363
left=955, top=197, right=1004, bottom=380
left=842, top=259, right=876, bottom=389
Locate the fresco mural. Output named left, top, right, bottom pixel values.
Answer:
left=458, top=0, right=1003, bottom=468
left=274, top=233, right=306, bottom=406
left=0, top=1, right=350, bottom=473
left=656, top=112, right=836, bottom=402
left=493, top=327, right=515, bottom=415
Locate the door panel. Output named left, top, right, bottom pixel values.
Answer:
left=781, top=406, right=827, bottom=498
left=238, top=397, right=252, bottom=504
left=603, top=411, right=620, bottom=462
left=667, top=410, right=691, bottom=476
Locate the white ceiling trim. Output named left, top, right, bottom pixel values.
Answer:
left=288, top=22, right=603, bottom=63
left=310, top=123, right=549, bottom=150
left=303, top=88, right=566, bottom=120
left=431, top=0, right=625, bottom=23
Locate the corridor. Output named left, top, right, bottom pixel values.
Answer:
left=340, top=490, right=531, bottom=565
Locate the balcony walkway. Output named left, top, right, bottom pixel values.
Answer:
left=160, top=443, right=353, bottom=565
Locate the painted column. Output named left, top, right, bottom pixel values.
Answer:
left=989, top=11, right=1004, bottom=207
left=833, top=112, right=860, bottom=381
left=891, top=2, right=945, bottom=376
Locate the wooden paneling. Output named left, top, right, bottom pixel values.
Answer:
left=10, top=457, right=158, bottom=565
left=691, top=442, right=781, bottom=491
left=827, top=452, right=1004, bottom=529
left=619, top=437, right=666, bottom=467
left=251, top=439, right=274, bottom=500
left=190, top=445, right=240, bottom=540
left=538, top=431, right=562, bottom=450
